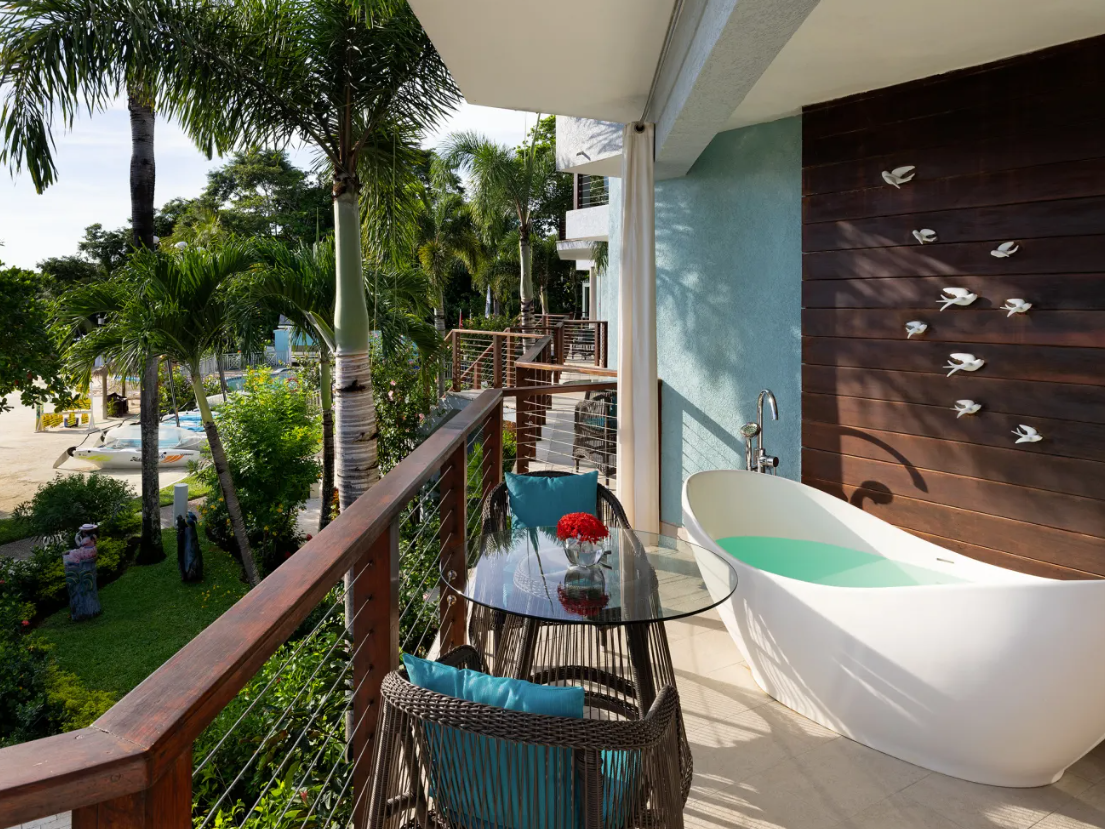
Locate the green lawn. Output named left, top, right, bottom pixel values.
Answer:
left=0, top=516, right=30, bottom=545
left=158, top=473, right=213, bottom=507
left=36, top=529, right=248, bottom=698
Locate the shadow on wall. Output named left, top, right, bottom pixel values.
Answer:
left=648, top=118, right=804, bottom=523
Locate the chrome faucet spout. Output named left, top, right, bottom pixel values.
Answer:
left=752, top=390, right=780, bottom=473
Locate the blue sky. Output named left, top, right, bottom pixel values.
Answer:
left=0, top=99, right=534, bottom=270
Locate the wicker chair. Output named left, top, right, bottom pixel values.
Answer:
left=468, top=473, right=692, bottom=803
left=572, top=392, right=616, bottom=482
left=364, top=646, right=685, bottom=829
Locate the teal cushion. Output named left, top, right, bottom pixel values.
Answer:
left=505, top=471, right=598, bottom=529
left=403, top=653, right=584, bottom=717
left=403, top=655, right=639, bottom=829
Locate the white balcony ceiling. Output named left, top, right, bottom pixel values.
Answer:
left=727, top=0, right=1105, bottom=129
left=407, top=0, right=677, bottom=123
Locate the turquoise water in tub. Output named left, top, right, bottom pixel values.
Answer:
left=716, top=536, right=965, bottom=587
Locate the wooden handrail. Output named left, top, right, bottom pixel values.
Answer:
left=508, top=380, right=617, bottom=397
left=513, top=361, right=616, bottom=378
left=0, top=389, right=505, bottom=826
left=449, top=329, right=542, bottom=339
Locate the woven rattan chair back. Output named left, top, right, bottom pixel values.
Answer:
left=364, top=646, right=685, bottom=829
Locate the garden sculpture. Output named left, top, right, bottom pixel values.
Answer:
left=177, top=511, right=204, bottom=582
left=64, top=523, right=102, bottom=621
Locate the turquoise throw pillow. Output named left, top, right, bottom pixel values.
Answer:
left=505, top=471, right=598, bottom=529
left=402, top=654, right=639, bottom=829
left=403, top=653, right=584, bottom=717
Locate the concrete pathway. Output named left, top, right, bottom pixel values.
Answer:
left=5, top=813, right=69, bottom=829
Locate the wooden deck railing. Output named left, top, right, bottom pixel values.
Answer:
left=446, top=319, right=609, bottom=394
left=0, top=390, right=506, bottom=828
left=510, top=336, right=617, bottom=483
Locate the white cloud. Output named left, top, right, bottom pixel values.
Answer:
left=0, top=98, right=532, bottom=270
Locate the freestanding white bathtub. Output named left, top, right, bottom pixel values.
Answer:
left=683, top=469, right=1105, bottom=787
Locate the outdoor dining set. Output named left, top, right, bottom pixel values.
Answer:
left=364, top=470, right=740, bottom=829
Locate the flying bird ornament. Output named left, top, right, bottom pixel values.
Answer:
left=905, top=321, right=928, bottom=339
left=881, top=166, right=916, bottom=188
left=952, top=400, right=982, bottom=418
left=1012, top=425, right=1042, bottom=444
left=1000, top=298, right=1032, bottom=317
left=912, top=229, right=938, bottom=244
left=991, top=241, right=1020, bottom=258
left=944, top=353, right=985, bottom=376
left=938, top=288, right=978, bottom=311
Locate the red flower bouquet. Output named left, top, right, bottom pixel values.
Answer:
left=556, top=512, right=609, bottom=545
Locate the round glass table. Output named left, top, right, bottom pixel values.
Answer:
left=442, top=526, right=738, bottom=801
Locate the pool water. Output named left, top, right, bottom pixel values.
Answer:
left=716, top=536, right=965, bottom=587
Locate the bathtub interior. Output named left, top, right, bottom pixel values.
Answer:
left=684, top=470, right=1040, bottom=585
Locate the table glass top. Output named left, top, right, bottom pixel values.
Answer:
left=444, top=527, right=739, bottom=625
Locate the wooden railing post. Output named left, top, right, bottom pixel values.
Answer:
left=515, top=367, right=532, bottom=474
left=482, top=398, right=504, bottom=499
left=492, top=335, right=503, bottom=388
left=451, top=332, right=461, bottom=392
left=506, top=335, right=515, bottom=387
left=351, top=518, right=399, bottom=811
left=593, top=321, right=601, bottom=367
left=72, top=752, right=191, bottom=829
left=473, top=360, right=481, bottom=390
left=438, top=444, right=468, bottom=652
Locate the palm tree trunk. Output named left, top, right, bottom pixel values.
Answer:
left=216, top=353, right=229, bottom=402
left=129, top=90, right=163, bottom=564
left=191, top=370, right=259, bottom=586
left=519, top=227, right=534, bottom=330
left=319, top=349, right=335, bottom=532
left=485, top=285, right=492, bottom=318
left=136, top=353, right=164, bottom=564
left=540, top=285, right=549, bottom=317
left=332, top=186, right=379, bottom=510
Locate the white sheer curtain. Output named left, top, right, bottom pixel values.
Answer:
left=616, top=122, right=660, bottom=533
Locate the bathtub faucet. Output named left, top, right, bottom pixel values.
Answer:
left=751, top=389, right=779, bottom=474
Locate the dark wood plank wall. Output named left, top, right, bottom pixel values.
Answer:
left=800, top=35, right=1105, bottom=580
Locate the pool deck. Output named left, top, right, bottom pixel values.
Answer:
left=668, top=607, right=1105, bottom=829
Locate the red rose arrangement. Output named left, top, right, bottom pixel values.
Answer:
left=556, top=512, right=609, bottom=545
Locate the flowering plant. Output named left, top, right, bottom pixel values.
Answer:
left=556, top=512, right=609, bottom=545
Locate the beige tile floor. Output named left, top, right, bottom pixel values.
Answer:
left=667, top=609, right=1105, bottom=829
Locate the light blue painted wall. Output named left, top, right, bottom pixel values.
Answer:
left=603, top=117, right=803, bottom=525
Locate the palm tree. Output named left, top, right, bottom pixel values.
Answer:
left=415, top=191, right=480, bottom=333
left=62, top=242, right=264, bottom=585
left=0, top=0, right=188, bottom=563
left=247, top=237, right=440, bottom=531
left=440, top=126, right=556, bottom=330
left=158, top=0, right=458, bottom=513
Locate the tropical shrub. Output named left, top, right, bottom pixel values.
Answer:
left=193, top=593, right=350, bottom=826
left=454, top=313, right=513, bottom=333
left=13, top=473, right=138, bottom=539
left=200, top=368, right=320, bottom=577
left=0, top=577, right=113, bottom=746
left=0, top=535, right=133, bottom=619
left=371, top=339, right=438, bottom=473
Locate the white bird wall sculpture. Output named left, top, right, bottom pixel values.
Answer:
left=953, top=400, right=982, bottom=418
left=912, top=228, right=938, bottom=244
left=905, top=321, right=928, bottom=339
left=945, top=353, right=985, bottom=376
left=1012, top=425, right=1042, bottom=444
left=991, top=241, right=1020, bottom=258
left=1001, top=298, right=1032, bottom=317
left=938, top=288, right=978, bottom=311
left=881, top=166, right=916, bottom=188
